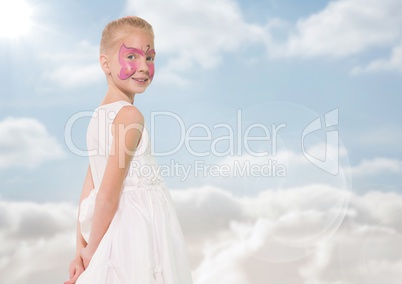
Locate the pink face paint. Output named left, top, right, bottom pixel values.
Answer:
left=118, top=44, right=156, bottom=80
left=147, top=49, right=156, bottom=80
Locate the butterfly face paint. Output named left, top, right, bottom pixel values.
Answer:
left=118, top=43, right=156, bottom=80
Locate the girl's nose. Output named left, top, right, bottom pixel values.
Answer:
left=137, top=57, right=149, bottom=73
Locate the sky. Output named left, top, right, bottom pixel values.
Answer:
left=0, top=0, right=401, bottom=283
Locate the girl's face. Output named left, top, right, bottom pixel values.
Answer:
left=108, top=30, right=156, bottom=95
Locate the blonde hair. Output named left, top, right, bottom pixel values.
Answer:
left=100, top=16, right=154, bottom=55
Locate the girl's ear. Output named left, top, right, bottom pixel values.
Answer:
left=100, top=54, right=111, bottom=74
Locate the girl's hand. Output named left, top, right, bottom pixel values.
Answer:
left=80, top=246, right=95, bottom=269
left=64, top=255, right=84, bottom=284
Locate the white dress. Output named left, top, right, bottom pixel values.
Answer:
left=76, top=100, right=193, bottom=284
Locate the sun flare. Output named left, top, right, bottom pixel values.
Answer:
left=0, top=0, right=33, bottom=38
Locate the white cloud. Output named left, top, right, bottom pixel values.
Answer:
left=0, top=117, right=66, bottom=170
left=351, top=157, right=402, bottom=176
left=124, top=0, right=402, bottom=81
left=36, top=0, right=402, bottom=90
left=46, top=64, right=102, bottom=88
left=154, top=67, right=191, bottom=87
left=0, top=199, right=76, bottom=284
left=35, top=0, right=402, bottom=90
left=125, top=0, right=266, bottom=82
left=270, top=0, right=402, bottom=59
left=1, top=183, right=402, bottom=284
left=351, top=41, right=402, bottom=74
left=171, top=185, right=249, bottom=238
left=204, top=144, right=351, bottom=193
left=186, top=185, right=402, bottom=284
left=41, top=40, right=103, bottom=89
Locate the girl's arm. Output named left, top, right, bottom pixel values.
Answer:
left=65, top=164, right=94, bottom=284
left=75, top=165, right=94, bottom=254
left=81, top=105, right=144, bottom=267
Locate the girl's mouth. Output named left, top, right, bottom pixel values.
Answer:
left=132, top=78, right=149, bottom=83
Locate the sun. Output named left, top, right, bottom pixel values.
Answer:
left=0, top=0, right=33, bottom=39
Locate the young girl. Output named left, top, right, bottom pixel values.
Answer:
left=65, top=16, right=193, bottom=284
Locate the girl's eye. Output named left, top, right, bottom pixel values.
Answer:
left=146, top=57, right=155, bottom=62
left=127, top=54, right=135, bottom=60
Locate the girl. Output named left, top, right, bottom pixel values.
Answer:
left=65, top=16, right=193, bottom=284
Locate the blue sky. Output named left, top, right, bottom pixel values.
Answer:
left=0, top=0, right=402, bottom=283
left=1, top=0, right=401, bottom=202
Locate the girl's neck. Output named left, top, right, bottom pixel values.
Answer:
left=103, top=85, right=135, bottom=105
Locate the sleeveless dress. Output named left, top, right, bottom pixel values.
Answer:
left=75, top=100, right=193, bottom=284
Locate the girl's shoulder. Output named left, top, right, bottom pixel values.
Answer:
left=114, top=104, right=144, bottom=126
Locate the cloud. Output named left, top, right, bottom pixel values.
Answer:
left=40, top=40, right=103, bottom=89
left=36, top=0, right=402, bottom=91
left=351, top=157, right=402, bottom=176
left=46, top=64, right=102, bottom=88
left=0, top=117, right=66, bottom=170
left=124, top=0, right=402, bottom=80
left=269, top=0, right=402, bottom=59
left=185, top=186, right=402, bottom=284
left=347, top=157, right=402, bottom=192
left=198, top=144, right=351, bottom=194
left=0, top=199, right=76, bottom=284
left=125, top=0, right=266, bottom=83
left=34, top=0, right=402, bottom=91
left=351, top=41, right=402, bottom=75
left=1, top=183, right=402, bottom=284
